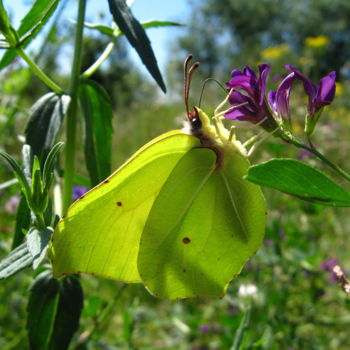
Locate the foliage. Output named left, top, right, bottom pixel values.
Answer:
left=0, top=0, right=350, bottom=349
left=172, top=0, right=350, bottom=81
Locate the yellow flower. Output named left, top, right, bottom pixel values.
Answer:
left=305, top=35, right=329, bottom=49
left=299, top=57, right=311, bottom=66
left=261, top=44, right=291, bottom=61
left=335, top=82, right=344, bottom=97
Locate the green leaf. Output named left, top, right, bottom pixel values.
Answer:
left=83, top=20, right=183, bottom=38
left=0, top=0, right=59, bottom=69
left=141, top=20, right=184, bottom=29
left=12, top=195, right=31, bottom=249
left=0, top=0, right=11, bottom=34
left=26, top=227, right=53, bottom=269
left=0, top=1, right=18, bottom=47
left=83, top=22, right=115, bottom=37
left=247, top=158, right=350, bottom=207
left=0, top=150, right=32, bottom=201
left=79, top=80, right=113, bottom=186
left=27, top=271, right=83, bottom=350
left=42, top=142, right=64, bottom=192
left=0, top=242, right=33, bottom=280
left=25, top=93, right=70, bottom=161
left=107, top=0, right=166, bottom=92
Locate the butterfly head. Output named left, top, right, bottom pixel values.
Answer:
left=183, top=55, right=247, bottom=157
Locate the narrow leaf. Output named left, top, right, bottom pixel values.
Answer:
left=107, top=0, right=166, bottom=92
left=0, top=0, right=11, bottom=34
left=12, top=195, right=31, bottom=249
left=0, top=150, right=32, bottom=200
left=83, top=22, right=115, bottom=37
left=141, top=20, right=184, bottom=29
left=27, top=271, right=83, bottom=350
left=0, top=242, right=33, bottom=279
left=83, top=20, right=183, bottom=38
left=79, top=80, right=113, bottom=185
left=247, top=158, right=350, bottom=207
left=26, top=227, right=53, bottom=269
left=25, top=93, right=70, bottom=161
left=0, top=0, right=59, bottom=69
left=42, top=142, right=64, bottom=192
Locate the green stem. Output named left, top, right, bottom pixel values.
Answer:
left=291, top=138, right=350, bottom=183
left=230, top=305, right=252, bottom=350
left=81, top=41, right=115, bottom=79
left=16, top=47, right=64, bottom=94
left=36, top=213, right=46, bottom=230
left=74, top=285, right=127, bottom=349
left=62, top=0, right=87, bottom=211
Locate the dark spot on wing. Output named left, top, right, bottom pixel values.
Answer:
left=116, top=201, right=122, bottom=207
left=62, top=214, right=66, bottom=219
left=183, top=269, right=186, bottom=273
left=182, top=237, right=191, bottom=244
left=79, top=195, right=85, bottom=200
left=103, top=179, right=109, bottom=184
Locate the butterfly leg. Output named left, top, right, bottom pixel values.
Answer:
left=244, top=126, right=281, bottom=157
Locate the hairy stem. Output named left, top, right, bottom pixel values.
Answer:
left=62, top=0, right=87, bottom=211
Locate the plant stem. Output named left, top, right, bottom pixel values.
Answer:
left=16, top=47, right=64, bottom=94
left=81, top=41, right=115, bottom=79
left=230, top=305, right=252, bottom=350
left=36, top=213, right=46, bottom=230
left=292, top=139, right=350, bottom=183
left=62, top=0, right=87, bottom=211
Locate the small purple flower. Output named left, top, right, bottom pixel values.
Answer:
left=5, top=195, right=20, bottom=214
left=198, top=325, right=211, bottom=334
left=264, top=239, right=274, bottom=246
left=285, top=65, right=336, bottom=133
left=298, top=148, right=314, bottom=161
left=319, top=258, right=339, bottom=284
left=225, top=64, right=279, bottom=132
left=72, top=185, right=89, bottom=201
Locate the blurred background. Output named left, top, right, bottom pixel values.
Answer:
left=1, top=0, right=350, bottom=349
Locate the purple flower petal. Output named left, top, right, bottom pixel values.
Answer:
left=316, top=71, right=336, bottom=106
left=273, top=72, right=296, bottom=119
left=257, top=64, right=270, bottom=105
left=224, top=63, right=278, bottom=131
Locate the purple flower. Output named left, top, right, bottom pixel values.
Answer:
left=5, top=195, right=20, bottom=214
left=72, top=185, right=89, bottom=201
left=225, top=64, right=279, bottom=132
left=298, top=148, right=314, bottom=161
left=319, top=258, right=339, bottom=284
left=198, top=325, right=211, bottom=334
left=285, top=65, right=336, bottom=133
left=268, top=72, right=296, bottom=121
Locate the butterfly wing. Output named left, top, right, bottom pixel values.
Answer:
left=137, top=149, right=266, bottom=299
left=51, top=131, right=200, bottom=282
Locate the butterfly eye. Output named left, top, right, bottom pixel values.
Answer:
left=190, top=117, right=202, bottom=130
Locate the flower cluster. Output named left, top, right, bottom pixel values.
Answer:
left=225, top=64, right=336, bottom=136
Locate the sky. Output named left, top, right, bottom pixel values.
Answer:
left=5, top=0, right=190, bottom=75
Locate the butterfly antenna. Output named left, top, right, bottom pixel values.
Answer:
left=184, top=55, right=200, bottom=120
left=198, top=78, right=227, bottom=108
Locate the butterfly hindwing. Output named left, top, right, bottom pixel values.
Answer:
left=137, top=149, right=266, bottom=299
